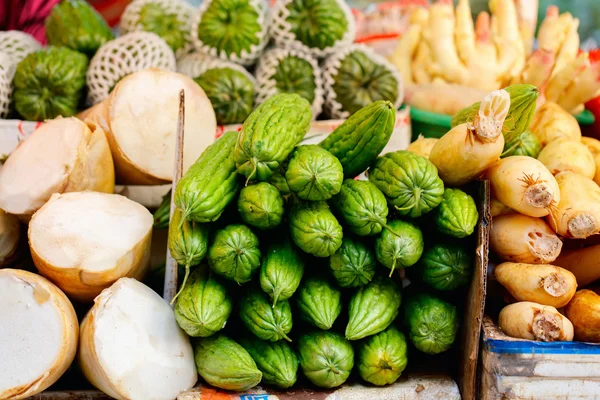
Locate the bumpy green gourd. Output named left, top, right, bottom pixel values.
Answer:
left=296, top=276, right=342, bottom=330
left=45, top=0, right=114, bottom=57
left=269, top=170, right=291, bottom=195
left=174, top=267, right=232, bottom=337
left=289, top=200, right=343, bottom=257
left=175, top=131, right=242, bottom=222
left=345, top=276, right=401, bottom=340
left=284, top=0, right=349, bottom=50
left=298, top=331, right=354, bottom=389
left=356, top=326, right=408, bottom=386
left=271, top=55, right=317, bottom=103
left=194, top=335, right=262, bottom=391
left=329, top=236, right=376, bottom=288
left=152, top=190, right=171, bottom=229
left=433, top=188, right=479, bottom=239
left=501, top=130, right=542, bottom=158
left=285, top=145, right=343, bottom=201
left=320, top=101, right=396, bottom=178
left=403, top=292, right=459, bottom=355
left=375, top=220, right=424, bottom=276
left=451, top=84, right=539, bottom=143
left=259, top=236, right=304, bottom=306
left=137, top=2, right=188, bottom=53
left=194, top=67, right=255, bottom=125
left=238, top=182, right=285, bottom=230
left=208, top=224, right=261, bottom=284
left=369, top=151, right=444, bottom=218
left=234, top=93, right=312, bottom=182
left=239, top=288, right=293, bottom=342
left=419, top=243, right=472, bottom=291
left=168, top=209, right=210, bottom=302
left=331, top=179, right=389, bottom=236
left=238, top=338, right=298, bottom=389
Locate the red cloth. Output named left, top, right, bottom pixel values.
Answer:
left=0, top=0, right=61, bottom=44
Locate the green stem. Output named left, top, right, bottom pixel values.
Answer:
left=170, top=262, right=191, bottom=305
left=279, top=328, right=292, bottom=343
left=272, top=289, right=280, bottom=309
left=388, top=257, right=397, bottom=278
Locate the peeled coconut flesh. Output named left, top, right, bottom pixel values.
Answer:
left=100, top=68, right=217, bottom=185
left=79, top=278, right=197, bottom=400
left=0, top=117, right=114, bottom=220
left=28, top=191, right=153, bottom=302
left=0, top=269, right=78, bottom=400
left=0, top=209, right=20, bottom=267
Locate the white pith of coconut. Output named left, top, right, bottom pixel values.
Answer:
left=103, top=68, right=217, bottom=185
left=79, top=278, right=197, bottom=400
left=0, top=209, right=20, bottom=267
left=114, top=184, right=171, bottom=209
left=28, top=191, right=154, bottom=302
left=0, top=117, right=115, bottom=220
left=0, top=269, right=78, bottom=400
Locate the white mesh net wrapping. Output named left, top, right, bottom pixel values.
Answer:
left=254, top=47, right=324, bottom=118
left=86, top=32, right=176, bottom=105
left=322, top=44, right=404, bottom=119
left=269, top=0, right=356, bottom=59
left=0, top=31, right=41, bottom=77
left=120, top=0, right=195, bottom=59
left=190, top=0, right=269, bottom=66
left=177, top=52, right=256, bottom=84
left=0, top=52, right=13, bottom=119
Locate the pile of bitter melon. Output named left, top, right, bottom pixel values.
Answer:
left=160, top=92, right=478, bottom=391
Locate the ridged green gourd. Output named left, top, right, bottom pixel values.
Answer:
left=419, top=243, right=472, bottom=291
left=329, top=236, right=376, bottom=288
left=320, top=100, right=396, bottom=178
left=356, top=326, right=408, bottom=386
left=369, top=150, right=445, bottom=218
left=234, top=93, right=312, bottom=182
left=296, top=276, right=342, bottom=330
left=451, top=84, right=539, bottom=143
left=345, top=276, right=401, bottom=340
left=284, top=0, right=349, bottom=50
left=433, top=188, right=479, bottom=238
left=208, top=224, right=261, bottom=284
left=501, top=130, right=542, bottom=158
left=298, top=331, right=354, bottom=389
left=402, top=292, right=459, bottom=355
left=375, top=220, right=424, bottom=276
left=174, top=267, right=232, bottom=337
left=238, top=338, right=298, bottom=389
left=152, top=189, right=171, bottom=229
left=269, top=170, right=291, bottom=195
left=238, top=182, right=285, bottom=230
left=285, top=145, right=344, bottom=201
left=331, top=179, right=389, bottom=236
left=239, top=288, right=293, bottom=342
left=175, top=131, right=241, bottom=222
left=260, top=236, right=304, bottom=307
left=289, top=200, right=343, bottom=257
left=194, top=335, right=262, bottom=391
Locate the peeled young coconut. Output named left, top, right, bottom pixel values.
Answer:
left=0, top=117, right=114, bottom=221
left=98, top=68, right=217, bottom=185
left=79, top=278, right=197, bottom=400
left=0, top=209, right=20, bottom=267
left=29, top=191, right=154, bottom=302
left=0, top=269, right=78, bottom=399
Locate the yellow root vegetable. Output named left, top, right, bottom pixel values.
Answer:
left=429, top=89, right=509, bottom=186
left=491, top=215, right=563, bottom=264
left=487, top=156, right=560, bottom=218
left=499, top=301, right=574, bottom=341
left=530, top=101, right=581, bottom=146
left=494, top=262, right=576, bottom=308
left=581, top=136, right=600, bottom=186
left=389, top=7, right=429, bottom=85
left=490, top=198, right=515, bottom=217
left=554, top=245, right=600, bottom=287
left=537, top=137, right=595, bottom=179
left=565, top=289, right=600, bottom=342
left=406, top=136, right=438, bottom=159
left=549, top=171, right=600, bottom=239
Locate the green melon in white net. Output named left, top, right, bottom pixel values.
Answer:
left=269, top=0, right=355, bottom=59
left=323, top=44, right=404, bottom=119
left=86, top=32, right=176, bottom=105
left=255, top=47, right=324, bottom=118
left=190, top=0, right=268, bottom=66
left=120, top=0, right=195, bottom=58
left=177, top=53, right=255, bottom=125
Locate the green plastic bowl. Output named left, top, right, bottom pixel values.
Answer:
left=410, top=107, right=452, bottom=140
left=575, top=109, right=595, bottom=126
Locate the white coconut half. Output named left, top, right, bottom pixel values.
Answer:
left=0, top=269, right=78, bottom=400
left=0, top=117, right=115, bottom=221
left=100, top=68, right=217, bottom=185
left=28, top=191, right=154, bottom=302
left=0, top=209, right=20, bottom=267
left=79, top=278, right=197, bottom=400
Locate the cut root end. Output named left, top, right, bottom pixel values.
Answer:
left=474, top=89, right=510, bottom=143
left=532, top=311, right=562, bottom=342
left=568, top=213, right=598, bottom=238
left=527, top=231, right=563, bottom=263
left=524, top=183, right=554, bottom=209
left=541, top=273, right=568, bottom=298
